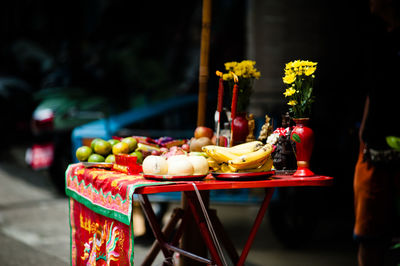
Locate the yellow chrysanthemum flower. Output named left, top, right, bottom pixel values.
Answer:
left=283, top=87, right=297, bottom=97
left=224, top=62, right=238, bottom=71
left=283, top=73, right=296, bottom=84
left=285, top=62, right=293, bottom=70
left=284, top=69, right=293, bottom=76
left=282, top=60, right=317, bottom=117
left=220, top=60, right=260, bottom=83
left=235, top=69, right=243, bottom=77
left=292, top=60, right=301, bottom=69
left=305, top=66, right=317, bottom=76
left=222, top=73, right=233, bottom=81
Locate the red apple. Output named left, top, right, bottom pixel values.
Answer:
left=162, top=147, right=186, bottom=159
left=160, top=147, right=169, bottom=153
left=181, top=143, right=190, bottom=152
left=151, top=150, right=162, bottom=156
left=169, top=146, right=178, bottom=152
left=174, top=148, right=186, bottom=155
left=194, top=126, right=214, bottom=139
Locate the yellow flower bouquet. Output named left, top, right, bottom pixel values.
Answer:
left=219, top=60, right=261, bottom=112
left=282, top=60, right=317, bottom=118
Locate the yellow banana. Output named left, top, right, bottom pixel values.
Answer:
left=207, top=157, right=221, bottom=171
left=218, top=157, right=273, bottom=173
left=202, top=145, right=219, bottom=158
left=202, top=145, right=239, bottom=163
left=202, top=141, right=263, bottom=162
left=228, top=144, right=273, bottom=170
left=229, top=141, right=264, bottom=155
left=244, top=157, right=273, bottom=172
left=205, top=141, right=263, bottom=156
left=202, top=146, right=218, bottom=161
left=230, top=155, right=270, bottom=170
left=220, top=163, right=235, bottom=173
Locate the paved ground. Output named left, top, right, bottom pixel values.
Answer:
left=0, top=144, right=358, bottom=265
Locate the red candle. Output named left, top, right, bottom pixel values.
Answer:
left=231, top=83, right=238, bottom=120
left=217, top=78, right=224, bottom=117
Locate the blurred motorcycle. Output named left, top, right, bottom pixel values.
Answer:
left=25, top=87, right=109, bottom=194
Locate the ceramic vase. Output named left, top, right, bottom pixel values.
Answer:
left=291, top=118, right=315, bottom=177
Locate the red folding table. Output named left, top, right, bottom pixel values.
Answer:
left=134, top=174, right=333, bottom=266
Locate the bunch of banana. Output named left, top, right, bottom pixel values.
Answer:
left=228, top=143, right=273, bottom=170
left=202, top=141, right=274, bottom=173
left=207, top=157, right=221, bottom=171
left=202, top=141, right=263, bottom=162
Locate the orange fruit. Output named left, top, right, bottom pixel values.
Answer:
left=105, top=154, right=116, bottom=163
left=76, top=146, right=92, bottom=161
left=130, top=150, right=143, bottom=164
left=108, top=139, right=120, bottom=147
left=112, top=142, right=130, bottom=155
left=122, top=137, right=137, bottom=152
left=94, top=140, right=112, bottom=156
left=88, top=154, right=105, bottom=162
left=90, top=138, right=103, bottom=150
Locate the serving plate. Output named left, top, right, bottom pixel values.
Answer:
left=143, top=174, right=208, bottom=181
left=81, top=162, right=114, bottom=169
left=211, top=170, right=275, bottom=181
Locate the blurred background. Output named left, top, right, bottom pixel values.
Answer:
left=0, top=0, right=377, bottom=264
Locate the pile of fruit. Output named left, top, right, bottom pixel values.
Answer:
left=202, top=141, right=274, bottom=173
left=75, top=136, right=192, bottom=165
left=140, top=129, right=211, bottom=176
left=75, top=137, right=143, bottom=163
left=75, top=126, right=274, bottom=176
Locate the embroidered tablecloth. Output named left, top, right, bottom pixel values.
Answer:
left=66, top=163, right=171, bottom=265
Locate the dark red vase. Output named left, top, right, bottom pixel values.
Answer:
left=231, top=113, right=249, bottom=146
left=291, top=118, right=315, bottom=177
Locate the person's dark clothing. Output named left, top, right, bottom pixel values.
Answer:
left=362, top=17, right=400, bottom=150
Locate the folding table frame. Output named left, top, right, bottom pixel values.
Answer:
left=134, top=176, right=333, bottom=266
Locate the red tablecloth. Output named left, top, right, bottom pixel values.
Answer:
left=66, top=163, right=172, bottom=266
left=66, top=163, right=171, bottom=225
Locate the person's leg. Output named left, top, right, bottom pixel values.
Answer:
left=353, top=144, right=393, bottom=266
left=357, top=240, right=388, bottom=266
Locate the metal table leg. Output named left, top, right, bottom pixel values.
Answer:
left=139, top=194, right=215, bottom=265
left=139, top=187, right=274, bottom=266
left=237, top=188, right=275, bottom=266
left=184, top=191, right=225, bottom=266
left=138, top=195, right=174, bottom=265
left=142, top=208, right=184, bottom=266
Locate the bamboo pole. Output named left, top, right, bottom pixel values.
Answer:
left=196, top=0, right=212, bottom=126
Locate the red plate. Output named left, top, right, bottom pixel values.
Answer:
left=212, top=170, right=275, bottom=181
left=143, top=174, right=208, bottom=181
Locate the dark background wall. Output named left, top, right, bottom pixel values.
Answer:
left=248, top=0, right=373, bottom=233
